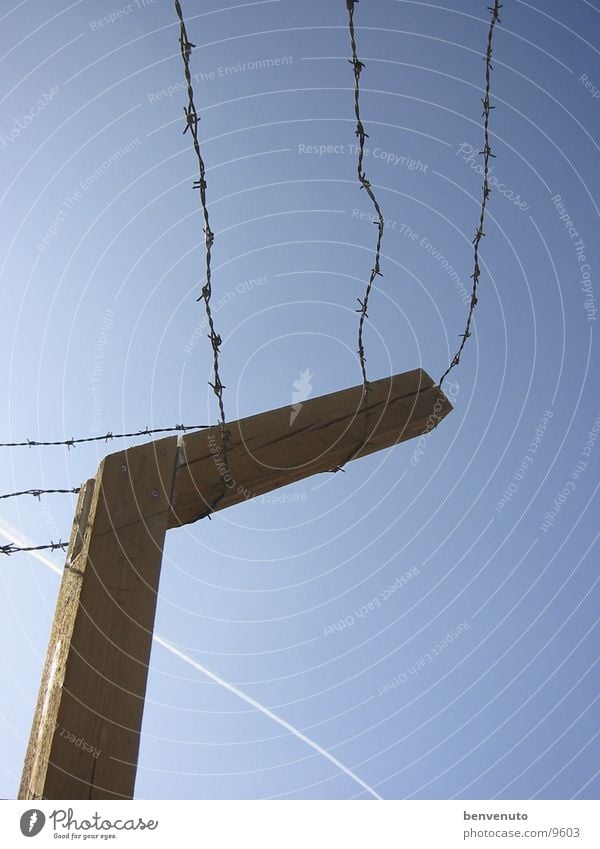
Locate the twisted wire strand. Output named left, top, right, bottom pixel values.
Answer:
left=0, top=424, right=208, bottom=449
left=346, top=0, right=385, bottom=390
left=327, top=0, right=387, bottom=476
left=1, top=541, right=68, bottom=557
left=174, top=0, right=231, bottom=514
left=0, top=487, right=80, bottom=502
left=439, top=1, right=502, bottom=387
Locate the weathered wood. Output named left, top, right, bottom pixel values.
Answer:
left=169, top=368, right=451, bottom=526
left=18, top=479, right=96, bottom=800
left=19, top=437, right=178, bottom=800
left=19, top=369, right=451, bottom=800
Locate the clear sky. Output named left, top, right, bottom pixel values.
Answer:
left=0, top=0, right=598, bottom=800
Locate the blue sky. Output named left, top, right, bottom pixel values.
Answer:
left=0, top=0, right=599, bottom=800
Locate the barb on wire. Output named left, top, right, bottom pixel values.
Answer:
left=0, top=423, right=209, bottom=449
left=346, top=0, right=385, bottom=390
left=174, top=0, right=231, bottom=514
left=1, top=540, right=68, bottom=556
left=439, top=1, right=502, bottom=388
left=174, top=0, right=231, bottom=510
left=0, top=487, right=81, bottom=502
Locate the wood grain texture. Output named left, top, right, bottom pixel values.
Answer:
left=18, top=478, right=96, bottom=800
left=169, top=369, right=452, bottom=527
left=19, top=436, right=178, bottom=800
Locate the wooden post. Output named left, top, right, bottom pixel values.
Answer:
left=19, top=369, right=451, bottom=800
left=19, top=437, right=178, bottom=800
left=170, top=368, right=451, bottom=525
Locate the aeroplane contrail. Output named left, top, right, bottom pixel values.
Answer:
left=1, top=517, right=382, bottom=800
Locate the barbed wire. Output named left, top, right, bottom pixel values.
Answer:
left=346, top=0, right=385, bottom=390
left=439, top=1, right=502, bottom=388
left=0, top=423, right=209, bottom=449
left=327, top=0, right=387, bottom=476
left=174, top=0, right=231, bottom=514
left=0, top=487, right=80, bottom=502
left=1, top=540, right=68, bottom=557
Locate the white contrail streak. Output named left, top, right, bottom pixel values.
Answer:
left=2, top=518, right=382, bottom=800
left=154, top=634, right=383, bottom=800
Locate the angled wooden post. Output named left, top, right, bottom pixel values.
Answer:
left=19, top=369, right=451, bottom=800
left=18, top=437, right=178, bottom=800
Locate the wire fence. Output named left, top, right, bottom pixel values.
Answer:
left=2, top=2, right=503, bottom=552
left=0, top=424, right=212, bottom=552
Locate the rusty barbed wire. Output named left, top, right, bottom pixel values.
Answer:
left=439, top=1, right=502, bottom=388
left=0, top=423, right=209, bottom=449
left=346, top=0, right=385, bottom=391
left=0, top=487, right=80, bottom=502
left=174, top=0, right=231, bottom=514
left=1, top=540, right=68, bottom=557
